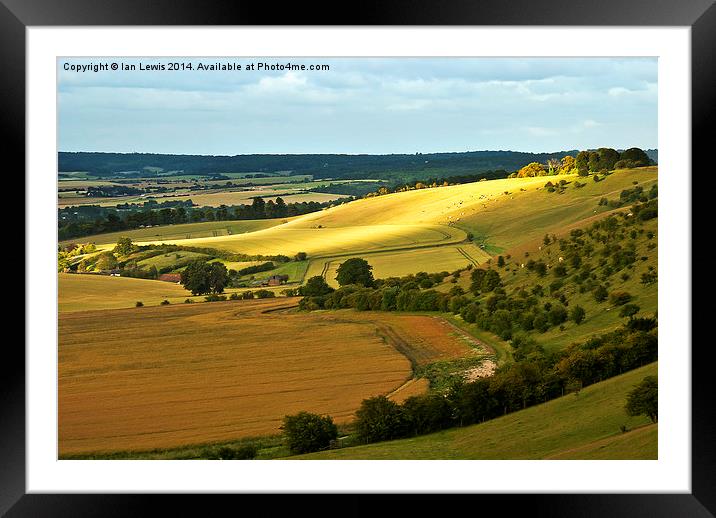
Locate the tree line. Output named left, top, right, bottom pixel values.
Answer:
left=58, top=196, right=351, bottom=241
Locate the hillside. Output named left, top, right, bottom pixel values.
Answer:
left=132, top=167, right=656, bottom=282
left=292, top=362, right=658, bottom=460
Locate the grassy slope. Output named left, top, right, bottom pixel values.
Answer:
left=59, top=273, right=194, bottom=311
left=455, top=167, right=657, bottom=252
left=463, top=218, right=658, bottom=354
left=61, top=218, right=290, bottom=247
left=141, top=168, right=655, bottom=273
left=293, top=362, right=657, bottom=460
left=306, top=243, right=491, bottom=287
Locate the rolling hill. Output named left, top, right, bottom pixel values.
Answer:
left=292, top=362, right=658, bottom=460
left=132, top=167, right=656, bottom=283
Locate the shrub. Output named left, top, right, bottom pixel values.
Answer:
left=135, top=301, right=144, bottom=307
left=593, top=285, right=608, bottom=302
left=609, top=291, right=632, bottom=306
left=570, top=305, right=586, bottom=325
left=548, top=304, right=568, bottom=326
left=202, top=443, right=258, bottom=460
left=281, top=412, right=338, bottom=454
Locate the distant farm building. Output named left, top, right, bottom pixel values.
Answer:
left=158, top=273, right=182, bottom=283
left=267, top=274, right=289, bottom=286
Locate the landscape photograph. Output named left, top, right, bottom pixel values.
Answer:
left=57, top=57, right=658, bottom=461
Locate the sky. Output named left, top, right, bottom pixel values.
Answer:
left=58, top=57, right=657, bottom=155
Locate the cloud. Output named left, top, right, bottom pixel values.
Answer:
left=58, top=57, right=658, bottom=154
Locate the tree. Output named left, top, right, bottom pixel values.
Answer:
left=207, top=262, right=229, bottom=294
left=596, top=148, right=619, bottom=171
left=300, top=276, right=334, bottom=296
left=609, top=291, right=632, bottom=306
left=497, top=255, right=505, bottom=268
left=181, top=260, right=228, bottom=295
left=570, top=305, right=586, bottom=325
left=517, top=162, right=546, bottom=178
left=560, top=155, right=576, bottom=173
left=546, top=158, right=561, bottom=175
left=95, top=251, right=118, bottom=271
left=480, top=269, right=502, bottom=292
left=625, top=376, right=658, bottom=422
left=548, top=304, right=568, bottom=326
left=620, top=304, right=640, bottom=319
left=295, top=251, right=308, bottom=261
left=335, top=258, right=374, bottom=287
left=251, top=196, right=266, bottom=218
left=575, top=151, right=590, bottom=176
left=469, top=268, right=486, bottom=294
left=619, top=148, right=650, bottom=167
left=593, top=285, right=608, bottom=302
left=281, top=412, right=338, bottom=454
left=402, top=394, right=453, bottom=436
left=355, top=396, right=405, bottom=443
left=113, top=236, right=136, bottom=257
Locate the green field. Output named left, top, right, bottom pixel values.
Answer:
left=306, top=244, right=490, bottom=287
left=58, top=184, right=349, bottom=209
left=293, top=362, right=658, bottom=459
left=136, top=251, right=210, bottom=271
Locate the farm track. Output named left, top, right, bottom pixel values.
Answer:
left=436, top=317, right=496, bottom=356
left=456, top=247, right=481, bottom=266
left=310, top=230, right=473, bottom=282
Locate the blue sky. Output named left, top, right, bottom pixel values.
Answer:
left=58, top=57, right=657, bottom=155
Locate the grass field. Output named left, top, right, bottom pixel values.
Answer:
left=124, top=168, right=655, bottom=281
left=136, top=251, right=210, bottom=270
left=305, top=243, right=490, bottom=287
left=58, top=189, right=348, bottom=209
left=61, top=219, right=290, bottom=247
left=58, top=300, right=479, bottom=456
left=150, top=223, right=466, bottom=257
left=293, top=362, right=658, bottom=459
left=59, top=273, right=194, bottom=312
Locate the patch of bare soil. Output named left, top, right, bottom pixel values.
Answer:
left=462, top=359, right=497, bottom=381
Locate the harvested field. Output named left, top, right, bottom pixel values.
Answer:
left=59, top=299, right=475, bottom=455
left=58, top=273, right=193, bottom=312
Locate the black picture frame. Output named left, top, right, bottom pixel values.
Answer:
left=6, top=0, right=710, bottom=515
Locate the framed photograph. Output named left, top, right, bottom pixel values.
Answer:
left=8, top=0, right=710, bottom=515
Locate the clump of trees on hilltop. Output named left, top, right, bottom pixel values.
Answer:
left=508, top=147, right=653, bottom=179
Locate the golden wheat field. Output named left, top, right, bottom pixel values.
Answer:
left=58, top=298, right=477, bottom=455
left=58, top=273, right=194, bottom=312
